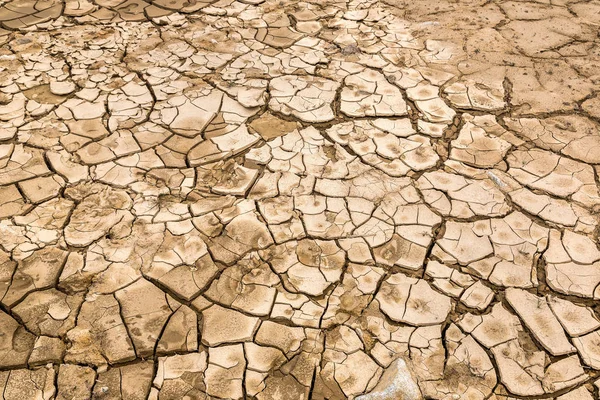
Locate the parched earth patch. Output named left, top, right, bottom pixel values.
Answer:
left=0, top=0, right=600, bottom=399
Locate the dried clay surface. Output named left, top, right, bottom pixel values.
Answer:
left=0, top=0, right=599, bottom=399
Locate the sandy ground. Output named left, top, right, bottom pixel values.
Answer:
left=0, top=0, right=599, bottom=399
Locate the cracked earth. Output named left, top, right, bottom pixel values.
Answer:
left=0, top=0, right=599, bottom=399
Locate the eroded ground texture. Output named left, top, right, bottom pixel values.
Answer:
left=1, top=0, right=600, bottom=399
